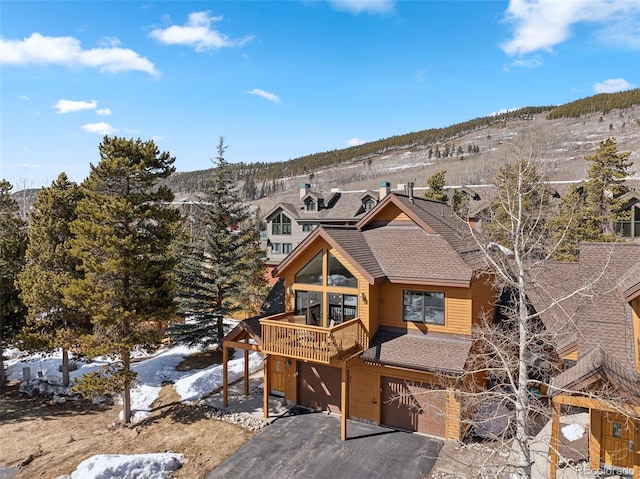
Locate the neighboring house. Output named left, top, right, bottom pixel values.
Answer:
left=528, top=243, right=640, bottom=478
left=263, top=182, right=393, bottom=266
left=224, top=188, right=496, bottom=440
left=615, top=190, right=640, bottom=239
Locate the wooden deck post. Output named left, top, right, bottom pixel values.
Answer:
left=222, top=342, right=229, bottom=407
left=244, top=345, right=249, bottom=396
left=341, top=364, right=348, bottom=441
left=263, top=354, right=270, bottom=419
left=549, top=399, right=560, bottom=479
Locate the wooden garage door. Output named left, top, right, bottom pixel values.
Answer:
left=381, top=376, right=446, bottom=438
left=298, top=363, right=341, bottom=414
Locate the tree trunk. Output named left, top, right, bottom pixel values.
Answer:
left=216, top=315, right=225, bottom=344
left=62, top=347, right=70, bottom=387
left=123, top=354, right=132, bottom=423
left=0, top=325, right=4, bottom=393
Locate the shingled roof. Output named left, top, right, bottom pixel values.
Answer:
left=361, top=328, right=472, bottom=376
left=530, top=243, right=640, bottom=398
left=275, top=193, right=489, bottom=285
left=550, top=344, right=640, bottom=402
left=264, top=190, right=373, bottom=223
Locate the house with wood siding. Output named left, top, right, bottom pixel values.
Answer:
left=527, top=243, right=640, bottom=477
left=224, top=188, right=496, bottom=440
left=263, top=182, right=390, bottom=266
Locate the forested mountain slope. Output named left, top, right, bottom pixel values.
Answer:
left=168, top=89, right=640, bottom=209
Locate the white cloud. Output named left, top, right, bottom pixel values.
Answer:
left=509, top=56, right=543, bottom=69
left=149, top=11, right=254, bottom=51
left=54, top=99, right=97, bottom=114
left=96, top=108, right=112, bottom=116
left=82, top=122, right=118, bottom=134
left=593, top=78, right=636, bottom=93
left=0, top=33, right=158, bottom=75
left=18, top=95, right=30, bottom=101
left=501, top=0, right=640, bottom=56
left=98, top=36, right=121, bottom=48
left=327, top=0, right=395, bottom=15
left=347, top=137, right=366, bottom=146
left=246, top=88, right=281, bottom=103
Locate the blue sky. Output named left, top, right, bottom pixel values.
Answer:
left=1, top=0, right=639, bottom=189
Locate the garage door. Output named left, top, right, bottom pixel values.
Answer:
left=298, top=363, right=342, bottom=414
left=381, top=376, right=446, bottom=438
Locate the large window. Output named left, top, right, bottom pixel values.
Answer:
left=327, top=252, right=357, bottom=288
left=302, top=223, right=315, bottom=232
left=270, top=242, right=281, bottom=254
left=295, top=291, right=322, bottom=326
left=295, top=251, right=323, bottom=285
left=305, top=200, right=316, bottom=211
left=615, top=205, right=640, bottom=238
left=403, top=291, right=445, bottom=325
left=283, top=243, right=292, bottom=254
left=271, top=212, right=291, bottom=235
left=328, top=293, right=357, bottom=325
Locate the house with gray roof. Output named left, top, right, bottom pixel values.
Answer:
left=263, top=181, right=393, bottom=265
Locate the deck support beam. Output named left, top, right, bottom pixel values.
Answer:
left=222, top=342, right=229, bottom=408
left=263, top=354, right=271, bottom=419
left=549, top=399, right=560, bottom=479
left=341, top=364, right=348, bottom=441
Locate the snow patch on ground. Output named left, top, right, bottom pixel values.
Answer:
left=561, top=422, right=586, bottom=442
left=4, top=321, right=264, bottom=478
left=57, top=453, right=186, bottom=479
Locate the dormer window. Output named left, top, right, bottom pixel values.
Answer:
left=272, top=212, right=292, bottom=235
left=364, top=198, right=376, bottom=211
left=305, top=200, right=316, bottom=211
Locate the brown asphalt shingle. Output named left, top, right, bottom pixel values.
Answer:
left=361, top=328, right=472, bottom=375
left=362, top=226, right=474, bottom=284
left=531, top=242, right=640, bottom=398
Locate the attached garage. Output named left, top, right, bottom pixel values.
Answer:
left=298, top=362, right=342, bottom=414
left=381, top=376, right=446, bottom=438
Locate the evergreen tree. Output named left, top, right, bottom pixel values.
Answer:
left=423, top=170, right=448, bottom=203
left=0, top=180, right=28, bottom=388
left=551, top=138, right=633, bottom=260
left=450, top=188, right=467, bottom=216
left=584, top=137, right=632, bottom=235
left=17, top=173, right=90, bottom=386
left=170, top=138, right=268, bottom=348
left=486, top=160, right=552, bottom=256
left=68, top=137, right=181, bottom=423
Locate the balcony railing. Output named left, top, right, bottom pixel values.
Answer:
left=260, top=312, right=369, bottom=364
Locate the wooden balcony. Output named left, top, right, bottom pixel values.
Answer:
left=260, top=312, right=369, bottom=364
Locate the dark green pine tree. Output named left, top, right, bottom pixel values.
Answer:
left=170, top=137, right=268, bottom=348
left=17, top=173, right=91, bottom=386
left=0, top=180, right=28, bottom=389
left=551, top=138, right=633, bottom=261
left=423, top=170, right=448, bottom=203
left=68, top=137, right=181, bottom=423
left=583, top=137, right=633, bottom=236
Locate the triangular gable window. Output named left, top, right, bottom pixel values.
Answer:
left=295, top=251, right=323, bottom=285
left=327, top=252, right=357, bottom=288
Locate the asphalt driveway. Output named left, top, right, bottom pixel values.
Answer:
left=206, top=407, right=442, bottom=479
